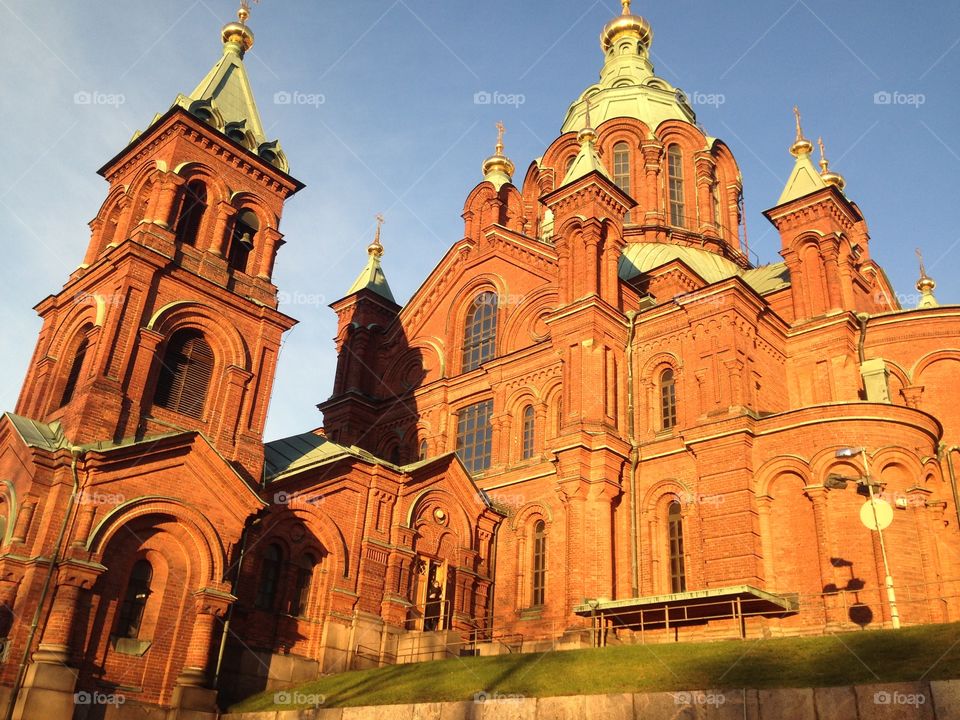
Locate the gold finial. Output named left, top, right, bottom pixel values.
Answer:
left=602, top=0, right=652, bottom=52
left=915, top=248, right=939, bottom=306
left=790, top=106, right=814, bottom=157
left=578, top=96, right=598, bottom=145
left=495, top=120, right=505, bottom=157
left=622, top=0, right=632, bottom=15
left=223, top=0, right=257, bottom=53
left=817, top=136, right=846, bottom=191
left=368, top=214, right=385, bottom=257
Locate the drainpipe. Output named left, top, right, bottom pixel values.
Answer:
left=856, top=312, right=870, bottom=364
left=213, top=513, right=263, bottom=689
left=625, top=311, right=641, bottom=597
left=4, top=446, right=84, bottom=720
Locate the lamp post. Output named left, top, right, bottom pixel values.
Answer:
left=835, top=447, right=901, bottom=629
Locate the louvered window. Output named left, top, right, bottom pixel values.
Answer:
left=59, top=337, right=89, bottom=407
left=174, top=181, right=207, bottom=247
left=153, top=330, right=214, bottom=419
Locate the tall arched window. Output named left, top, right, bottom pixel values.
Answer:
left=659, top=368, right=677, bottom=431
left=613, top=142, right=631, bottom=222
left=227, top=209, right=259, bottom=273
left=59, top=334, right=90, bottom=407
left=255, top=543, right=283, bottom=610
left=462, top=292, right=498, bottom=372
left=668, top=501, right=686, bottom=593
left=419, top=439, right=429, bottom=462
left=532, top=520, right=546, bottom=606
left=291, top=553, right=317, bottom=617
left=117, top=559, right=153, bottom=639
left=667, top=145, right=686, bottom=228
left=174, top=181, right=207, bottom=247
left=153, top=329, right=214, bottom=419
left=521, top=405, right=535, bottom=460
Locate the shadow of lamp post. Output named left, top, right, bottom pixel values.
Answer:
left=828, top=447, right=900, bottom=630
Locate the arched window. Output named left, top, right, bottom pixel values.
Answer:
left=565, top=155, right=576, bottom=177
left=174, top=181, right=207, bottom=247
left=291, top=553, right=317, bottom=617
left=59, top=335, right=90, bottom=407
left=117, top=559, right=153, bottom=639
left=227, top=209, right=259, bottom=273
left=419, top=439, right=429, bottom=462
left=659, top=368, right=677, bottom=431
left=462, top=292, right=498, bottom=372
left=521, top=405, right=535, bottom=460
left=101, top=204, right=121, bottom=248
left=668, top=501, right=686, bottom=593
left=667, top=145, right=686, bottom=228
left=389, top=446, right=402, bottom=465
left=532, top=520, right=546, bottom=606
left=255, top=543, right=283, bottom=610
left=613, top=142, right=632, bottom=223
left=153, top=329, right=214, bottom=419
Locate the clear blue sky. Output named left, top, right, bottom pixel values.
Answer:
left=1, top=1, right=958, bottom=441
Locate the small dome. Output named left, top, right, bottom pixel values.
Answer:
left=601, top=1, right=653, bottom=53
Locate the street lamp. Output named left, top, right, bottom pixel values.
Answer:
left=835, top=447, right=900, bottom=629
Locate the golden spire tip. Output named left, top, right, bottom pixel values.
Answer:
left=495, top=121, right=505, bottom=157
left=369, top=213, right=385, bottom=257
left=818, top=137, right=828, bottom=172
left=622, top=0, right=632, bottom=15
left=790, top=105, right=813, bottom=157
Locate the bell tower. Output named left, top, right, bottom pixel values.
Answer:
left=14, top=4, right=302, bottom=481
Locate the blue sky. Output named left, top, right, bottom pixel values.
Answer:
left=1, top=0, right=958, bottom=441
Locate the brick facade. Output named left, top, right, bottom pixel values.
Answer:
left=1, top=4, right=959, bottom=718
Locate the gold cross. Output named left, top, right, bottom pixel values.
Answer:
left=495, top=121, right=505, bottom=155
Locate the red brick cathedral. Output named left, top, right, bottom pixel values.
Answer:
left=2, top=3, right=959, bottom=718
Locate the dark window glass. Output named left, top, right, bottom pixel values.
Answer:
left=60, top=337, right=89, bottom=406
left=532, top=520, right=546, bottom=606
left=668, top=501, right=686, bottom=593
left=456, top=400, right=493, bottom=473
left=419, top=440, right=429, bottom=462
left=613, top=142, right=632, bottom=223
left=153, top=330, right=214, bottom=419
left=117, top=559, right=153, bottom=639
left=462, top=292, right=498, bottom=372
left=668, top=145, right=686, bottom=228
left=174, top=181, right=207, bottom=247
left=521, top=405, right=535, bottom=460
left=255, top=544, right=283, bottom=610
left=292, top=554, right=317, bottom=617
left=660, top=368, right=677, bottom=431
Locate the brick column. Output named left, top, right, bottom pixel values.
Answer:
left=208, top=202, right=238, bottom=257
left=641, top=141, right=664, bottom=223
left=153, top=173, right=186, bottom=230
left=804, top=486, right=836, bottom=627
left=36, top=561, right=103, bottom=663
left=176, top=590, right=234, bottom=687
left=695, top=153, right=718, bottom=237
left=257, top=227, right=284, bottom=280
left=11, top=497, right=38, bottom=545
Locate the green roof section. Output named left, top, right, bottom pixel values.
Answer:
left=2, top=413, right=67, bottom=451
left=346, top=252, right=396, bottom=303
left=618, top=243, right=790, bottom=296
left=777, top=151, right=828, bottom=206
left=561, top=128, right=613, bottom=186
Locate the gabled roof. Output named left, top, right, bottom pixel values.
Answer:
left=562, top=132, right=612, bottom=185
left=618, top=243, right=790, bottom=296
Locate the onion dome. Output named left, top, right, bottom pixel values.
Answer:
left=481, top=122, right=515, bottom=190
left=601, top=1, right=653, bottom=53
left=915, top=249, right=939, bottom=309
left=817, top=137, right=846, bottom=192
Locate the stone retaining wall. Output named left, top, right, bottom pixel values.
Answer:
left=220, top=679, right=960, bottom=719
